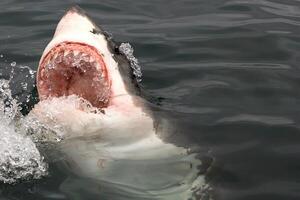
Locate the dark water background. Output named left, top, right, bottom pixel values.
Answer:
left=0, top=0, right=300, bottom=199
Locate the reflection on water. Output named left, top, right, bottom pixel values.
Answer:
left=57, top=135, right=207, bottom=200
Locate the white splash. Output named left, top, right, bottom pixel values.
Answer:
left=0, top=123, right=48, bottom=184
left=119, top=43, right=142, bottom=82
left=28, top=94, right=210, bottom=199
left=0, top=79, right=48, bottom=184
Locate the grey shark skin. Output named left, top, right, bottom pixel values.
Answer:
left=30, top=6, right=207, bottom=200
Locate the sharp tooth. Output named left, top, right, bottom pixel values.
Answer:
left=91, top=61, right=97, bottom=68
left=56, top=54, right=63, bottom=63
left=74, top=50, right=80, bottom=56
left=40, top=69, right=44, bottom=77
left=52, top=53, right=56, bottom=60
left=77, top=52, right=83, bottom=57
left=90, top=57, right=95, bottom=62
left=83, top=55, right=90, bottom=62
left=95, top=63, right=101, bottom=69
left=64, top=51, right=68, bottom=57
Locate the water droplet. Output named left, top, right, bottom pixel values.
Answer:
left=21, top=82, right=28, bottom=91
left=29, top=70, right=35, bottom=75
left=2, top=83, right=9, bottom=90
left=10, top=62, right=16, bottom=67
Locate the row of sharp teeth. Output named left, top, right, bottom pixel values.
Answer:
left=46, top=50, right=97, bottom=66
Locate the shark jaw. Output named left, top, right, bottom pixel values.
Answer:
left=36, top=5, right=137, bottom=111
left=38, top=41, right=110, bottom=108
left=32, top=5, right=151, bottom=138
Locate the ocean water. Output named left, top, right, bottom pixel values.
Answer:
left=0, top=0, right=300, bottom=200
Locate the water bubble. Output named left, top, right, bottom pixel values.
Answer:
left=21, top=82, right=28, bottom=91
left=10, top=62, right=16, bottom=67
left=19, top=66, right=36, bottom=79
left=29, top=70, right=35, bottom=75
left=20, top=65, right=35, bottom=72
left=2, top=82, right=9, bottom=90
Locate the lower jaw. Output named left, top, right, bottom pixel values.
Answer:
left=37, top=42, right=111, bottom=108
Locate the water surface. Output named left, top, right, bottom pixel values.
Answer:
left=0, top=0, right=300, bottom=200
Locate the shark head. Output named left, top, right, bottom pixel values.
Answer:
left=37, top=6, right=140, bottom=109
left=32, top=6, right=152, bottom=137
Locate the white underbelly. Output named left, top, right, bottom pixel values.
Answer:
left=27, top=96, right=207, bottom=199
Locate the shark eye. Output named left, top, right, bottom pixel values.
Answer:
left=114, top=45, right=120, bottom=54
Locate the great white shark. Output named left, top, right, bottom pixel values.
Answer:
left=28, top=6, right=208, bottom=200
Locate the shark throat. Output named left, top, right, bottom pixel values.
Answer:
left=37, top=42, right=111, bottom=108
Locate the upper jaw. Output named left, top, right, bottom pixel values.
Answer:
left=37, top=6, right=138, bottom=110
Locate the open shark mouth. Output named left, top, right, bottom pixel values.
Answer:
left=37, top=42, right=111, bottom=108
